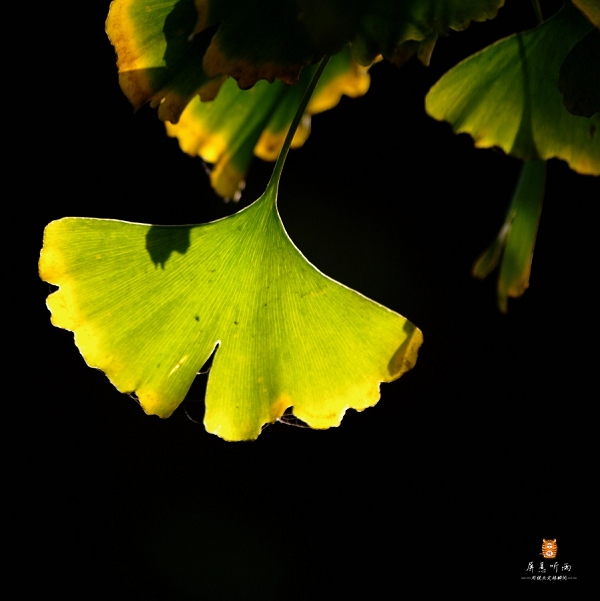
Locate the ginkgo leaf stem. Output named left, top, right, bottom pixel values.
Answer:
left=267, top=56, right=331, bottom=197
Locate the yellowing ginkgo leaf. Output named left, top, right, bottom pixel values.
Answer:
left=106, top=0, right=222, bottom=123
left=166, top=47, right=370, bottom=199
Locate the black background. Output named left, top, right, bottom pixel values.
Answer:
left=19, top=0, right=592, bottom=595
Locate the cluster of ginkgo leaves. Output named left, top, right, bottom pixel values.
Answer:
left=39, top=0, right=598, bottom=441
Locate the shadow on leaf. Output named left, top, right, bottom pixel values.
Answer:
left=146, top=225, right=193, bottom=268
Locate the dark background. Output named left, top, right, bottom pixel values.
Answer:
left=19, top=0, right=591, bottom=595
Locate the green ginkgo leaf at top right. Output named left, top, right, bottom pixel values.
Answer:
left=425, top=1, right=599, bottom=175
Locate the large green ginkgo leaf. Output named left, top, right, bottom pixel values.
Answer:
left=425, top=2, right=599, bottom=175
left=39, top=183, right=422, bottom=441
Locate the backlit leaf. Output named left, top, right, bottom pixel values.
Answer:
left=39, top=184, right=422, bottom=441
left=165, top=47, right=370, bottom=199
left=425, top=2, right=599, bottom=175
left=106, top=0, right=223, bottom=123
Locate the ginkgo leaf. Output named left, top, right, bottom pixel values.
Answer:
left=107, top=0, right=504, bottom=116
left=195, top=0, right=321, bottom=89
left=39, top=183, right=422, bottom=441
left=425, top=2, right=600, bottom=175
left=166, top=47, right=370, bottom=200
left=350, top=0, right=505, bottom=67
left=197, top=0, right=505, bottom=86
left=106, top=0, right=223, bottom=123
left=473, top=160, right=546, bottom=312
